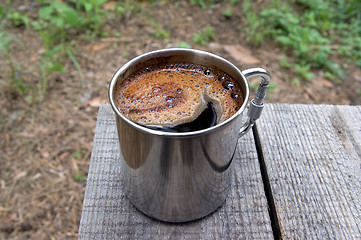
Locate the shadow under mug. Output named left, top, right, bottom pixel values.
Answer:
left=108, top=48, right=270, bottom=222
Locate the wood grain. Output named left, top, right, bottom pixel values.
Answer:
left=257, top=104, right=361, bottom=239
left=78, top=104, right=273, bottom=240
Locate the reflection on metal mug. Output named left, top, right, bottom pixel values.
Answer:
left=109, top=48, right=270, bottom=222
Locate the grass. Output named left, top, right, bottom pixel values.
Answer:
left=33, top=1, right=97, bottom=100
left=177, top=41, right=192, bottom=48
left=0, top=1, right=30, bottom=97
left=114, top=0, right=143, bottom=20
left=1, top=0, right=112, bottom=101
left=74, top=172, right=87, bottom=182
left=6, top=10, right=30, bottom=28
left=0, top=32, right=28, bottom=95
left=189, top=0, right=215, bottom=9
left=223, top=0, right=241, bottom=19
left=243, top=0, right=361, bottom=83
left=1, top=0, right=360, bottom=101
left=193, top=25, right=215, bottom=45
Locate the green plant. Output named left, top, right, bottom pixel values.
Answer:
left=294, top=63, right=314, bottom=81
left=243, top=0, right=356, bottom=82
left=115, top=0, right=143, bottom=19
left=177, top=41, right=192, bottom=48
left=355, top=89, right=361, bottom=96
left=66, top=46, right=85, bottom=86
left=115, top=1, right=168, bottom=41
left=74, top=172, right=87, bottom=182
left=31, top=1, right=97, bottom=100
left=280, top=56, right=291, bottom=69
left=37, top=45, right=67, bottom=101
left=337, top=18, right=361, bottom=67
left=6, top=11, right=30, bottom=27
left=242, top=0, right=266, bottom=47
left=113, top=32, right=121, bottom=37
left=0, top=32, right=29, bottom=96
left=268, top=82, right=277, bottom=92
left=223, top=0, right=240, bottom=19
left=152, top=28, right=170, bottom=39
left=189, top=0, right=215, bottom=9
left=0, top=0, right=11, bottom=20
left=148, top=20, right=170, bottom=40
left=36, top=1, right=85, bottom=46
left=73, top=148, right=86, bottom=159
left=0, top=1, right=29, bottom=96
left=71, top=0, right=113, bottom=37
left=193, top=25, right=215, bottom=45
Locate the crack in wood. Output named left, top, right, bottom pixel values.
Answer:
left=252, top=123, right=282, bottom=240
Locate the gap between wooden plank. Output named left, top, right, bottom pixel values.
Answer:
left=252, top=123, right=282, bottom=240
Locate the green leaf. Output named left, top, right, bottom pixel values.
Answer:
left=51, top=17, right=64, bottom=28
left=31, top=21, right=45, bottom=31
left=177, top=41, right=192, bottom=49
left=0, top=32, right=11, bottom=55
left=67, top=48, right=85, bottom=86
left=152, top=29, right=170, bottom=40
left=280, top=57, right=291, bottom=68
left=223, top=6, right=233, bottom=18
left=355, top=89, right=361, bottom=96
left=73, top=148, right=83, bottom=159
left=275, top=36, right=291, bottom=46
left=74, top=172, right=87, bottom=182
left=94, top=0, right=108, bottom=6
left=64, top=11, right=84, bottom=28
left=243, top=0, right=251, bottom=13
left=50, top=62, right=67, bottom=73
left=302, top=11, right=317, bottom=27
left=6, top=11, right=29, bottom=27
left=113, top=32, right=121, bottom=37
left=268, top=82, right=277, bottom=92
left=325, top=62, right=345, bottom=80
left=51, top=1, right=71, bottom=12
left=193, top=26, right=215, bottom=45
left=83, top=2, right=93, bottom=12
left=39, top=6, right=54, bottom=20
left=294, top=63, right=314, bottom=81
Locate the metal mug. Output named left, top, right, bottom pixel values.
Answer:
left=108, top=48, right=270, bottom=222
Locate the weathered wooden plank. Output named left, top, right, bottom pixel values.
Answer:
left=78, top=104, right=273, bottom=240
left=257, top=104, right=361, bottom=239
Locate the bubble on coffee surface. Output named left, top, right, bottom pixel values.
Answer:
left=114, top=64, right=244, bottom=127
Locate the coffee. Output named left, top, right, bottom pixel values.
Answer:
left=146, top=102, right=217, bottom=132
left=114, top=63, right=244, bottom=131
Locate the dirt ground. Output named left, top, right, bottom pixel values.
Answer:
left=1, top=1, right=360, bottom=239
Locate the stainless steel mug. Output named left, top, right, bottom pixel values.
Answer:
left=109, top=48, right=270, bottom=222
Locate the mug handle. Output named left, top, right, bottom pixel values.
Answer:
left=239, top=67, right=271, bottom=137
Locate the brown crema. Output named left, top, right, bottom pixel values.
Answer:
left=114, top=63, right=244, bottom=127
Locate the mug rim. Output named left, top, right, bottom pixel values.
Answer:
left=108, top=48, right=250, bottom=137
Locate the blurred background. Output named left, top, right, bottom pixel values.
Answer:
left=1, top=0, right=360, bottom=239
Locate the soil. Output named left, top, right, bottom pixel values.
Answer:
left=1, top=1, right=360, bottom=239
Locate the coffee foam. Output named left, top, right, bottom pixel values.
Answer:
left=114, top=64, right=244, bottom=127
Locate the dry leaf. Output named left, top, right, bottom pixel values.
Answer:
left=84, top=97, right=107, bottom=108
left=89, top=43, right=108, bottom=52
left=224, top=45, right=261, bottom=65
left=103, top=1, right=117, bottom=11
left=59, top=152, right=69, bottom=160
left=14, top=171, right=26, bottom=181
